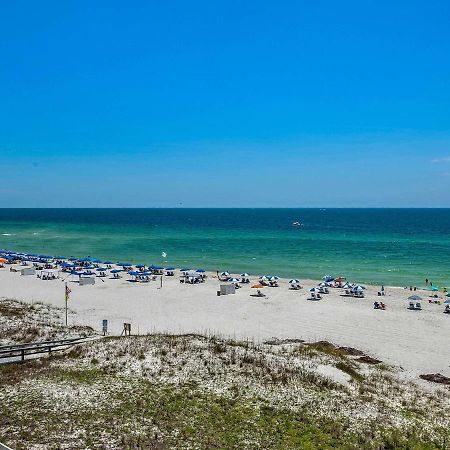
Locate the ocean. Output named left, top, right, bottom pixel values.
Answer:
left=0, top=208, right=449, bottom=287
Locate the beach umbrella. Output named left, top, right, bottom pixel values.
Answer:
left=141, top=271, right=151, bottom=276
left=259, top=276, right=268, bottom=281
left=128, top=271, right=140, bottom=276
left=118, top=262, right=132, bottom=267
left=251, top=284, right=264, bottom=289
left=96, top=267, right=106, bottom=272
left=181, top=268, right=191, bottom=272
left=135, top=264, right=146, bottom=268
left=240, top=273, right=250, bottom=277
left=289, top=279, right=300, bottom=284
left=110, top=269, right=122, bottom=273
left=54, top=256, right=66, bottom=260
left=229, top=277, right=240, bottom=283
left=152, top=265, right=164, bottom=270
left=104, top=261, right=113, bottom=265
left=165, top=267, right=175, bottom=270
left=407, top=295, right=422, bottom=301
left=269, top=276, right=279, bottom=281
left=221, top=271, right=229, bottom=276
left=309, top=287, right=319, bottom=292
left=322, top=275, right=334, bottom=282
left=196, top=268, right=205, bottom=273
left=68, top=257, right=78, bottom=261
left=431, top=287, right=439, bottom=291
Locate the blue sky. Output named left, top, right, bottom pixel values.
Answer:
left=1, top=0, right=449, bottom=207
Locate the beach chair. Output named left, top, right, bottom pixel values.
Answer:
left=316, top=293, right=322, bottom=300
left=415, top=302, right=422, bottom=310
left=408, top=302, right=415, bottom=310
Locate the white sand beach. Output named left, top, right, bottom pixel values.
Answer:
left=0, top=267, right=449, bottom=379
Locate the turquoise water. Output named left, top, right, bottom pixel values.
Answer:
left=0, top=208, right=449, bottom=287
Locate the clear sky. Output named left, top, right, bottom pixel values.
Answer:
left=1, top=0, right=449, bottom=207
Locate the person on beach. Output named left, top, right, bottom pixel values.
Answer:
left=425, top=278, right=428, bottom=286
left=381, top=285, right=385, bottom=295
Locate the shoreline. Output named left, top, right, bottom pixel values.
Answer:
left=0, top=257, right=449, bottom=379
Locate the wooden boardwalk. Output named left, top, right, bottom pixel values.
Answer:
left=0, top=337, right=95, bottom=363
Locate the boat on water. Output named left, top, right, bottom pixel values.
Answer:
left=292, top=221, right=303, bottom=227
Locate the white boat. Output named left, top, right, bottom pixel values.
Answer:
left=292, top=221, right=303, bottom=227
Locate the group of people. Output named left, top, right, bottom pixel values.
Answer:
left=373, top=301, right=386, bottom=310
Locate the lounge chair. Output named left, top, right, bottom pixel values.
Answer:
left=408, top=302, right=415, bottom=310
left=415, top=302, right=422, bottom=310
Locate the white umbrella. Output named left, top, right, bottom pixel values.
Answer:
left=240, top=273, right=249, bottom=277
left=289, top=279, right=300, bottom=284
left=229, top=277, right=240, bottom=283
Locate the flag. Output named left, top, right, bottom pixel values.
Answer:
left=65, top=283, right=71, bottom=301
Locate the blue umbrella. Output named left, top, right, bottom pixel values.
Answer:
left=111, top=269, right=122, bottom=273
left=118, top=262, right=132, bottom=267
left=68, top=257, right=78, bottom=261
left=135, top=264, right=146, bottom=268
left=104, top=261, right=113, bottom=265
left=180, top=268, right=191, bottom=272
left=70, top=271, right=84, bottom=276
left=129, top=271, right=140, bottom=276
left=152, top=265, right=164, bottom=270
left=54, top=256, right=66, bottom=260
left=96, top=267, right=107, bottom=271
left=196, top=268, right=205, bottom=273
left=165, top=266, right=175, bottom=270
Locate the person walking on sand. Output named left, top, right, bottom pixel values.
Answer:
left=381, top=285, right=385, bottom=296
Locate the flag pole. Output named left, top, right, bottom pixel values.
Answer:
left=65, top=282, right=68, bottom=326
